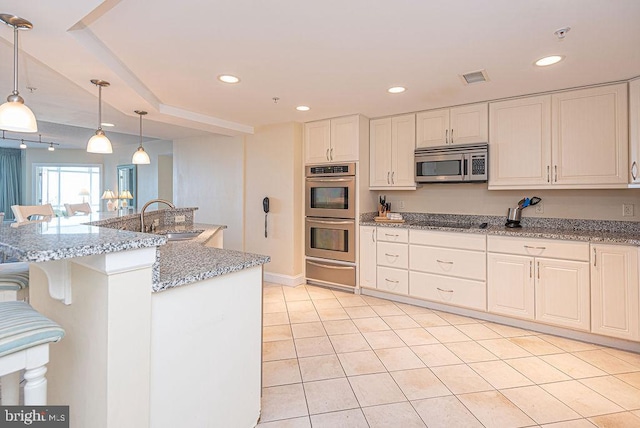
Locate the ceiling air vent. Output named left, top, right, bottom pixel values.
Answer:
left=460, top=69, right=489, bottom=85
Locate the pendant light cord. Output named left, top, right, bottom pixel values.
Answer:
left=12, top=25, right=18, bottom=96
left=139, top=112, right=143, bottom=147
left=97, top=84, right=103, bottom=131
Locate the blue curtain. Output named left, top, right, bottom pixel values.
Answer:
left=0, top=148, right=22, bottom=221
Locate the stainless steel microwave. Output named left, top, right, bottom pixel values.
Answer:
left=415, top=143, right=488, bottom=183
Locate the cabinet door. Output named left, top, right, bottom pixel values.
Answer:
left=369, top=118, right=392, bottom=187
left=305, top=120, right=331, bottom=164
left=535, top=258, right=590, bottom=331
left=416, top=109, right=449, bottom=148
left=552, top=84, right=628, bottom=185
left=488, top=96, right=552, bottom=188
left=391, top=114, right=416, bottom=187
left=591, top=244, right=639, bottom=341
left=331, top=116, right=359, bottom=162
left=630, top=79, right=640, bottom=184
left=449, top=103, right=488, bottom=146
left=377, top=266, right=409, bottom=295
left=359, top=226, right=377, bottom=289
left=487, top=253, right=535, bottom=320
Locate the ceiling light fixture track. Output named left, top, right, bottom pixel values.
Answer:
left=0, top=14, right=37, bottom=133
left=1, top=130, right=59, bottom=150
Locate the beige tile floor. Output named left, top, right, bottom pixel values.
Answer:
left=258, top=283, right=640, bottom=428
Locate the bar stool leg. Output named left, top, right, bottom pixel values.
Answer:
left=1, top=371, right=20, bottom=404
left=23, top=365, right=47, bottom=405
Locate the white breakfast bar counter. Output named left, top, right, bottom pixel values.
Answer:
left=0, top=214, right=270, bottom=428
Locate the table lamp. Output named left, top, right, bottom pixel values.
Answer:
left=101, top=190, right=116, bottom=211
left=119, top=190, right=133, bottom=210
left=79, top=188, right=90, bottom=203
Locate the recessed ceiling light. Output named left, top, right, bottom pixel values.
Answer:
left=218, top=74, right=240, bottom=84
left=388, top=86, right=406, bottom=94
left=535, top=55, right=564, bottom=67
left=101, top=122, right=115, bottom=127
left=296, top=105, right=310, bottom=111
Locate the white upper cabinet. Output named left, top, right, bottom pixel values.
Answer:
left=305, top=115, right=364, bottom=164
left=369, top=114, right=416, bottom=189
left=489, top=83, right=628, bottom=189
left=417, top=103, right=488, bottom=148
left=552, top=84, right=628, bottom=185
left=489, top=95, right=552, bottom=187
left=629, top=78, right=640, bottom=184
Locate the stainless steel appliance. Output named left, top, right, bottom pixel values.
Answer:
left=305, top=163, right=357, bottom=289
left=305, top=163, right=356, bottom=218
left=415, top=143, right=488, bottom=183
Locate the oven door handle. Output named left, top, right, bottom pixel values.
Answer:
left=307, top=261, right=354, bottom=270
left=307, top=219, right=355, bottom=225
left=306, top=177, right=354, bottom=182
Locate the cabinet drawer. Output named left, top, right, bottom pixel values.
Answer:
left=377, top=266, right=409, bottom=295
left=377, top=242, right=408, bottom=268
left=410, top=271, right=486, bottom=311
left=410, top=229, right=486, bottom=251
left=378, top=228, right=409, bottom=243
left=410, top=246, right=486, bottom=280
left=487, top=235, right=589, bottom=261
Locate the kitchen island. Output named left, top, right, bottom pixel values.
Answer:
left=0, top=213, right=269, bottom=428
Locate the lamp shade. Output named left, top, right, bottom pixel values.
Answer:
left=87, top=130, right=113, bottom=154
left=132, top=146, right=150, bottom=164
left=101, top=190, right=115, bottom=200
left=0, top=100, right=37, bottom=133
left=78, top=188, right=90, bottom=197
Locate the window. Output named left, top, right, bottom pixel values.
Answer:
left=34, top=164, right=101, bottom=215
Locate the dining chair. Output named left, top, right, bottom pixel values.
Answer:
left=64, top=202, right=92, bottom=216
left=10, top=204, right=55, bottom=224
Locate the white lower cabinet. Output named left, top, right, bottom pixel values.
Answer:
left=487, top=253, right=535, bottom=320
left=591, top=244, right=640, bottom=341
left=377, top=266, right=409, bottom=295
left=487, top=236, right=590, bottom=331
left=409, top=229, right=487, bottom=311
left=536, top=258, right=590, bottom=331
left=359, top=226, right=377, bottom=289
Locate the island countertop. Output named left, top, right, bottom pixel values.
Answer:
left=0, top=213, right=270, bottom=292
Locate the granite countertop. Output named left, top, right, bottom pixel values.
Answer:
left=0, top=214, right=270, bottom=292
left=360, top=213, right=640, bottom=246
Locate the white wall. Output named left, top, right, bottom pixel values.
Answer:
left=380, top=185, right=640, bottom=221
left=244, top=123, right=303, bottom=283
left=173, top=135, right=245, bottom=251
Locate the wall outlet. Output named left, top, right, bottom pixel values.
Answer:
left=535, top=202, right=544, bottom=214
left=174, top=215, right=186, bottom=223
left=623, top=204, right=634, bottom=217
left=398, top=201, right=405, bottom=210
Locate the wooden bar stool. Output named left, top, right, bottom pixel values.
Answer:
left=0, top=301, right=65, bottom=405
left=64, top=202, right=91, bottom=216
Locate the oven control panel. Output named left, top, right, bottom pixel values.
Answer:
left=306, top=163, right=356, bottom=177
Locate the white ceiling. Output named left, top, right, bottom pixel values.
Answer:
left=0, top=0, right=639, bottom=150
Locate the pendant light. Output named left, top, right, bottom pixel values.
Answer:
left=86, top=79, right=113, bottom=153
left=0, top=14, right=37, bottom=133
left=132, top=110, right=150, bottom=164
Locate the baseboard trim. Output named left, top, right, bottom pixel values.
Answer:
left=264, top=272, right=306, bottom=287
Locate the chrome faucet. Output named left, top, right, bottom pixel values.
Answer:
left=140, top=199, right=175, bottom=232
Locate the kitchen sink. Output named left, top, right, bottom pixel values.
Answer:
left=164, top=231, right=201, bottom=241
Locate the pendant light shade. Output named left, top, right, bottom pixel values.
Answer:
left=0, top=14, right=37, bottom=133
left=132, top=110, right=150, bottom=164
left=87, top=79, right=112, bottom=153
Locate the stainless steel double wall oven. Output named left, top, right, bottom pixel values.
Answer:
left=305, top=163, right=357, bottom=289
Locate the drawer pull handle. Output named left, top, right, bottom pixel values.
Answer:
left=523, top=245, right=546, bottom=250
left=593, top=247, right=597, bottom=267
left=437, top=287, right=454, bottom=293
left=385, top=233, right=399, bottom=237
left=436, top=259, right=453, bottom=264
left=385, top=253, right=399, bottom=258
left=385, top=278, right=399, bottom=283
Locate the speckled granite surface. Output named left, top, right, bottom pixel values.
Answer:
left=361, top=212, right=640, bottom=246
left=0, top=213, right=269, bottom=292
